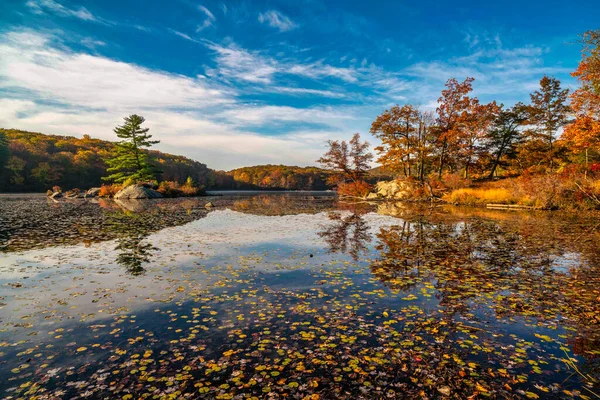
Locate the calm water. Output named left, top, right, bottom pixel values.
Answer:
left=0, top=193, right=599, bottom=399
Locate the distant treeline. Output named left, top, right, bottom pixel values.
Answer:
left=0, top=129, right=334, bottom=192
left=217, top=165, right=333, bottom=190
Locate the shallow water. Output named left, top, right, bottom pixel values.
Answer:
left=0, top=193, right=599, bottom=399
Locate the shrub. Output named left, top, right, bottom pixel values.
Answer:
left=46, top=190, right=53, bottom=196
left=52, top=185, right=62, bottom=193
left=337, top=180, right=372, bottom=198
left=157, top=180, right=204, bottom=197
left=98, top=184, right=122, bottom=198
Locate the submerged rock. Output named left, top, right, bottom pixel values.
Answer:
left=114, top=185, right=162, bottom=200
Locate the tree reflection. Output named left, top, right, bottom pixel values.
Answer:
left=114, top=234, right=157, bottom=276
left=369, top=212, right=600, bottom=371
left=107, top=209, right=158, bottom=276
left=317, top=210, right=371, bottom=261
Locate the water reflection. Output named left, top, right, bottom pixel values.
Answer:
left=1, top=195, right=599, bottom=398
left=317, top=211, right=371, bottom=261
left=369, top=212, right=600, bottom=376
left=109, top=211, right=157, bottom=276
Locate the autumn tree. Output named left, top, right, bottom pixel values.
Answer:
left=370, top=105, right=436, bottom=182
left=527, top=76, right=571, bottom=170
left=435, top=77, right=476, bottom=177
left=562, top=30, right=600, bottom=169
left=458, top=100, right=501, bottom=178
left=484, top=103, right=528, bottom=178
left=104, top=115, right=160, bottom=184
left=318, top=133, right=373, bottom=183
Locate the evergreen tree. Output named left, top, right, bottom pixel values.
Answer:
left=485, top=103, right=528, bottom=178
left=104, top=115, right=160, bottom=183
left=527, top=76, right=571, bottom=169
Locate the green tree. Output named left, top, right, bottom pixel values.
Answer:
left=485, top=103, right=528, bottom=178
left=104, top=115, right=160, bottom=183
left=527, top=76, right=571, bottom=170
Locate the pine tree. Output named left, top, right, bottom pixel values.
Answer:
left=485, top=103, right=528, bottom=178
left=104, top=115, right=160, bottom=183
left=527, top=76, right=570, bottom=170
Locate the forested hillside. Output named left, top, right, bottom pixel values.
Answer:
left=0, top=129, right=334, bottom=192
left=220, top=165, right=333, bottom=190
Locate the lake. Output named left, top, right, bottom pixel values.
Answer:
left=0, top=193, right=599, bottom=399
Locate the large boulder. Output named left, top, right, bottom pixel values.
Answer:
left=375, top=180, right=416, bottom=200
left=114, top=184, right=162, bottom=200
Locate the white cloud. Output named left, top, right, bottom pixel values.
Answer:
left=258, top=10, right=297, bottom=32
left=0, top=30, right=230, bottom=110
left=272, top=87, right=345, bottom=98
left=80, top=37, right=106, bottom=49
left=196, top=5, right=216, bottom=32
left=26, top=0, right=108, bottom=24
left=219, top=105, right=357, bottom=128
left=206, top=42, right=357, bottom=84
left=206, top=42, right=278, bottom=83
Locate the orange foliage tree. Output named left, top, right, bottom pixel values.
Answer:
left=562, top=30, right=600, bottom=169
left=370, top=105, right=436, bottom=181
left=434, top=77, right=476, bottom=177
left=317, top=133, right=373, bottom=195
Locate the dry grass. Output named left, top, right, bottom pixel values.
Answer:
left=444, top=188, right=514, bottom=206
left=443, top=171, right=600, bottom=210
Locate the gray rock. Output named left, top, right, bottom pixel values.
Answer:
left=85, top=187, right=101, bottom=198
left=114, top=185, right=162, bottom=199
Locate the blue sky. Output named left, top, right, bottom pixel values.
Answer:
left=0, top=0, right=597, bottom=169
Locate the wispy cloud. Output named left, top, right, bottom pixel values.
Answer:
left=206, top=41, right=357, bottom=84
left=26, top=0, right=110, bottom=24
left=258, top=10, right=296, bottom=32
left=272, top=87, right=345, bottom=98
left=196, top=5, right=216, bottom=32
left=206, top=42, right=278, bottom=84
